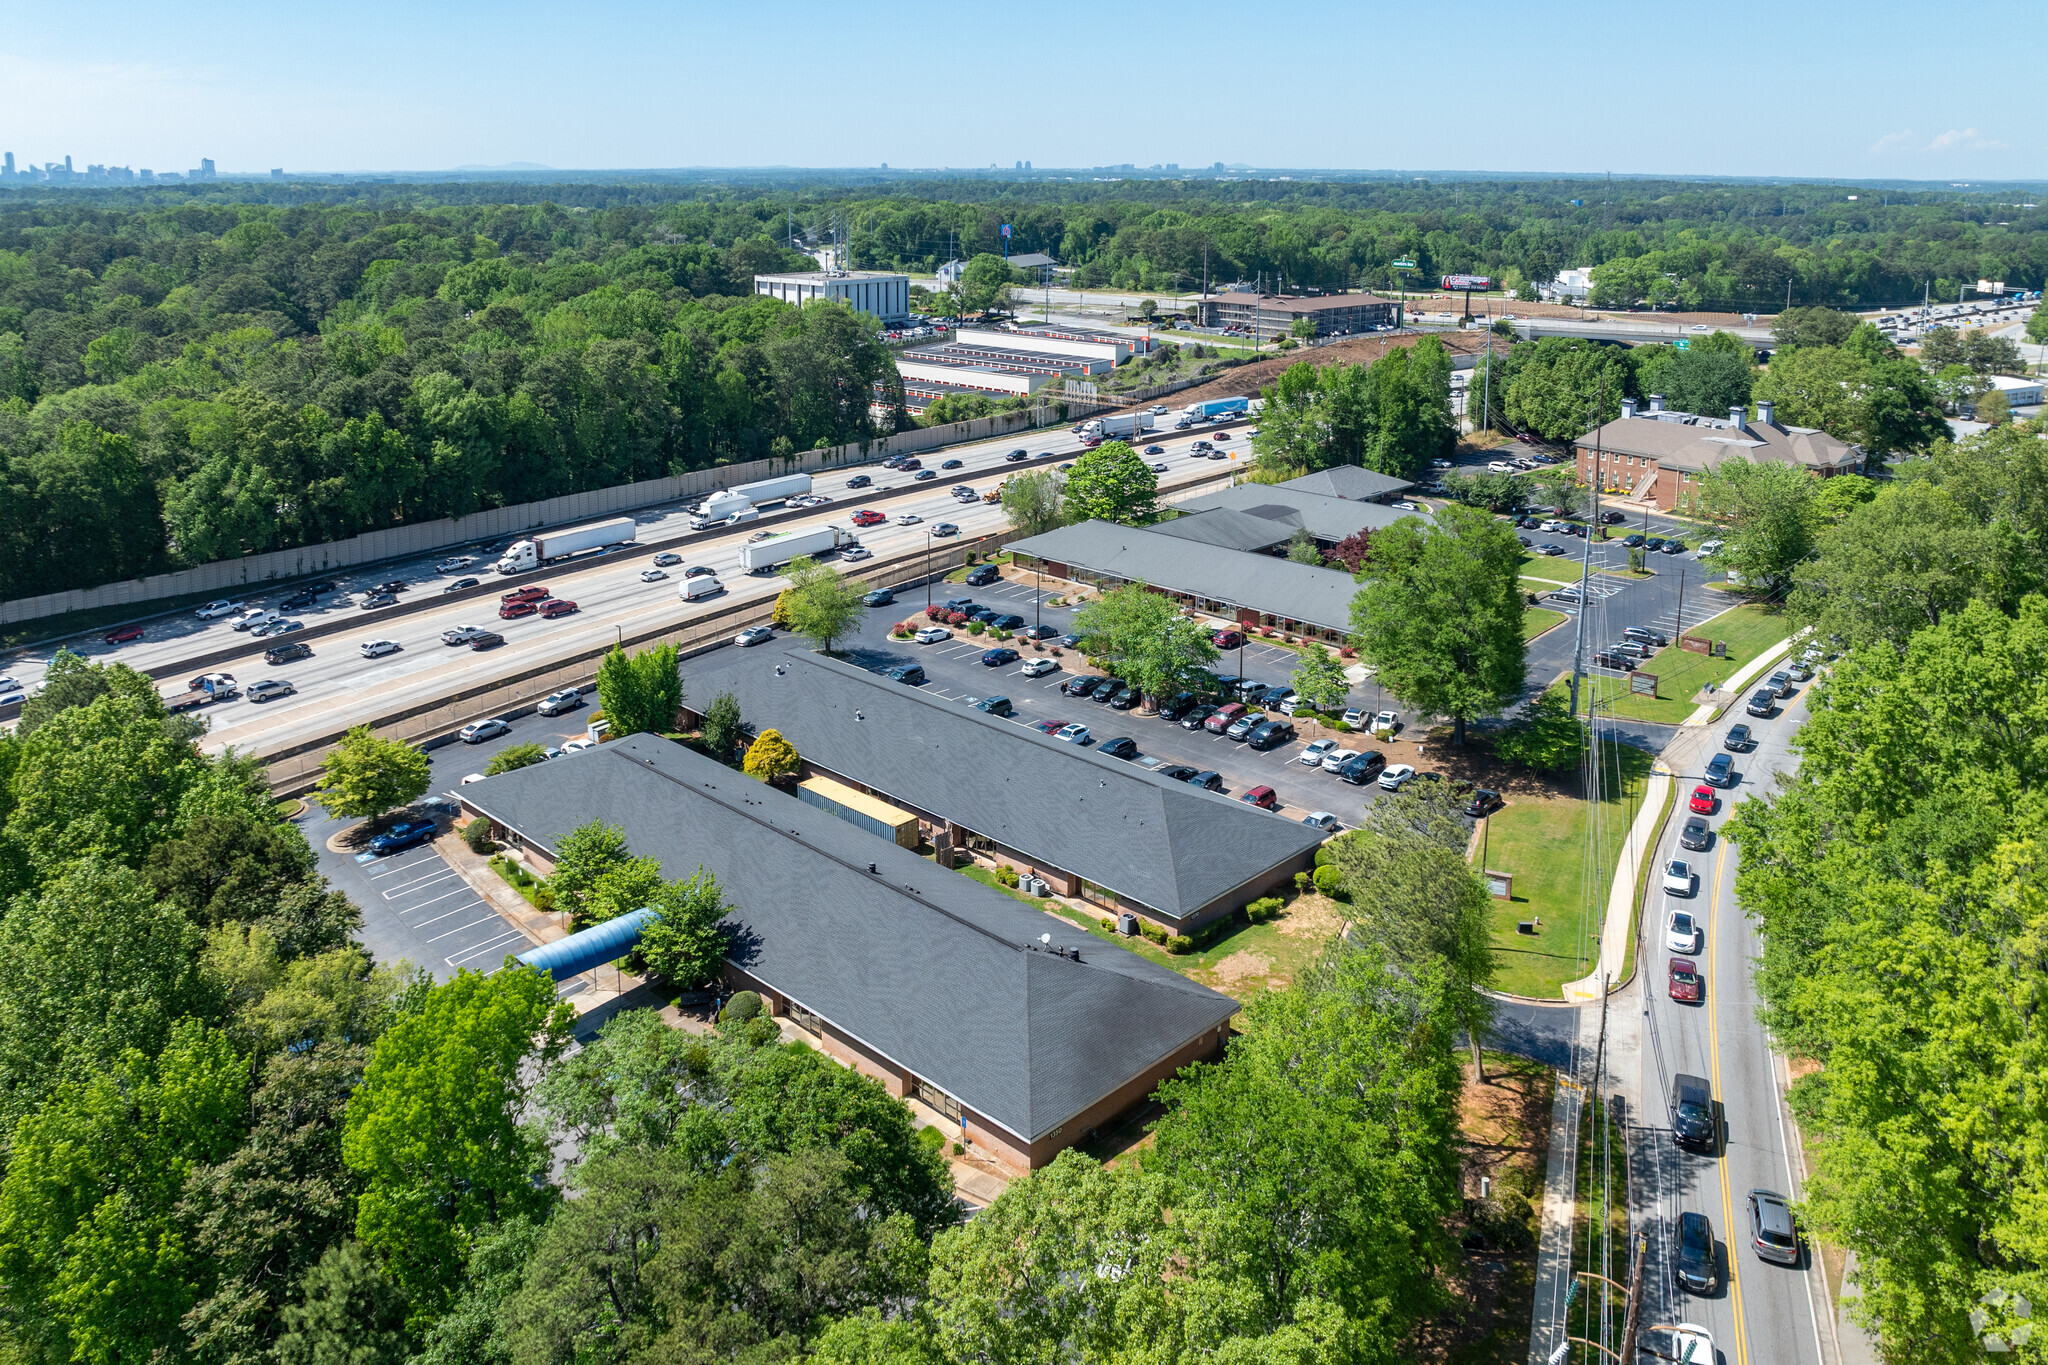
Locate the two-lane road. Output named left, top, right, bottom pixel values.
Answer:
left=1632, top=684, right=1833, bottom=1365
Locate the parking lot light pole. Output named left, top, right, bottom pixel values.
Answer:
left=926, top=534, right=933, bottom=610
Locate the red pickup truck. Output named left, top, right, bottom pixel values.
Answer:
left=500, top=585, right=550, bottom=604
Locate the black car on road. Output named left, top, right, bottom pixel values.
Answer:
left=264, top=641, right=313, bottom=665
left=1675, top=1212, right=1718, bottom=1294
left=1745, top=689, right=1776, bottom=718
left=1680, top=816, right=1713, bottom=850
left=1724, top=723, right=1753, bottom=750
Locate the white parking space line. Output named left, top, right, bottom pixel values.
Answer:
left=383, top=869, right=462, bottom=900
left=447, top=929, right=531, bottom=970
left=424, top=912, right=514, bottom=945
left=367, top=853, right=442, bottom=880
left=406, top=896, right=491, bottom=928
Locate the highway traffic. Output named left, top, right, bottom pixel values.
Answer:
left=3, top=417, right=1255, bottom=757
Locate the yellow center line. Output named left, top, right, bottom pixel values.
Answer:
left=1707, top=835, right=1749, bottom=1365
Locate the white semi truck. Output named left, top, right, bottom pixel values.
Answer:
left=1079, top=412, right=1156, bottom=441
left=494, top=517, right=636, bottom=574
left=737, top=524, right=854, bottom=574
left=690, top=473, right=814, bottom=528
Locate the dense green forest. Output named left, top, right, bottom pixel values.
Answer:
left=0, top=199, right=906, bottom=599
left=1, top=175, right=2040, bottom=601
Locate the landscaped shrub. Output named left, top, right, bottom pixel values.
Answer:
left=1100, top=918, right=1116, bottom=931
left=1332, top=720, right=1354, bottom=734
left=1246, top=897, right=1283, bottom=923
left=1314, top=845, right=1333, bottom=867
left=946, top=610, right=969, bottom=626
left=926, top=605, right=944, bottom=621
left=1339, top=647, right=1356, bottom=659
left=967, top=620, right=986, bottom=635
left=1165, top=934, right=1194, bottom=954
left=1312, top=864, right=1346, bottom=898
left=1294, top=871, right=1311, bottom=894
left=995, top=864, right=1021, bottom=888
left=721, top=990, right=763, bottom=1023
left=1138, top=920, right=1169, bottom=945
left=460, top=818, right=497, bottom=855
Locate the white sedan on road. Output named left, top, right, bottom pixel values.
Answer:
left=1666, top=908, right=1700, bottom=954
left=897, top=512, right=922, bottom=526
left=359, top=639, right=401, bottom=659
left=1662, top=858, right=1695, bottom=896
left=640, top=568, right=668, bottom=582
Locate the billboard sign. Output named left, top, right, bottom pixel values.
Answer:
left=1628, top=670, right=1658, bottom=696
left=1441, top=274, right=1492, bottom=291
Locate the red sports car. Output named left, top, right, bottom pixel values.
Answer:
left=104, top=623, right=145, bottom=644
left=1668, top=956, right=1704, bottom=1003
left=1689, top=784, right=1717, bottom=814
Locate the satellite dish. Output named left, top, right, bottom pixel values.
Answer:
left=1040, top=933, right=1051, bottom=944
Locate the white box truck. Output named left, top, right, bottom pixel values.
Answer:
left=678, top=575, right=725, bottom=601
left=738, top=525, right=853, bottom=574
left=691, top=473, right=813, bottom=528
left=495, top=517, right=636, bottom=574
left=1080, top=412, right=1155, bottom=440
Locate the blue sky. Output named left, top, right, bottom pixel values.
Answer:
left=1, top=0, right=2039, bottom=181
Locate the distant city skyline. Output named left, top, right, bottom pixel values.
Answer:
left=1, top=0, right=2040, bottom=182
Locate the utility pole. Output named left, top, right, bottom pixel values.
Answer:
left=1567, top=381, right=1607, bottom=720
left=1481, top=330, right=1493, bottom=434
left=1673, top=566, right=1685, bottom=653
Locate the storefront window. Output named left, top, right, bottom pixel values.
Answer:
left=911, top=1077, right=962, bottom=1121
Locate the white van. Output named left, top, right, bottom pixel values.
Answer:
left=1697, top=539, right=1725, bottom=557
left=679, top=575, right=725, bottom=601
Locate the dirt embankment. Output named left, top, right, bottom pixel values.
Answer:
left=1151, top=331, right=1501, bottom=411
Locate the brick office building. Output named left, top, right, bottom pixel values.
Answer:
left=1574, top=397, right=1863, bottom=512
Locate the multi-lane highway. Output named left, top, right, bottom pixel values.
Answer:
left=1630, top=684, right=1831, bottom=1365
left=1, top=418, right=1254, bottom=757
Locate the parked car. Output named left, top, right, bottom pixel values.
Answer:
left=1674, top=1211, right=1717, bottom=1291
left=1187, top=770, right=1224, bottom=791
left=1663, top=858, right=1695, bottom=896
left=1666, top=909, right=1700, bottom=953
left=1378, top=762, right=1416, bottom=790
left=1246, top=720, right=1296, bottom=750
left=1747, top=1191, right=1801, bottom=1267
left=988, top=613, right=1026, bottom=630
left=1301, top=811, right=1341, bottom=833
left=965, top=563, right=1001, bottom=586
left=1335, top=751, right=1387, bottom=784
left=537, top=689, right=584, bottom=716
left=1239, top=785, right=1279, bottom=810
left=1180, top=704, right=1219, bottom=730
left=887, top=664, right=926, bottom=685
left=1063, top=675, right=1104, bottom=698
left=368, top=819, right=438, bottom=856
left=735, top=626, right=775, bottom=647
left=1689, top=784, right=1717, bottom=815
left=981, top=647, right=1020, bottom=667
left=1669, top=956, right=1705, bottom=1004
left=1108, top=686, right=1139, bottom=710
left=264, top=641, right=313, bottom=665
left=1724, top=724, right=1753, bottom=750
left=1098, top=737, right=1140, bottom=760
left=459, top=717, right=512, bottom=744
left=1224, top=713, right=1262, bottom=741
left=1158, top=692, right=1199, bottom=721
left=1155, top=764, right=1201, bottom=782
left=1054, top=722, right=1090, bottom=744
left=1262, top=687, right=1298, bottom=712
left=1211, top=629, right=1244, bottom=650
left=1465, top=788, right=1504, bottom=818
left=1680, top=816, right=1713, bottom=850
left=1300, top=738, right=1340, bottom=766
left=914, top=626, right=951, bottom=644
left=247, top=678, right=296, bottom=703
left=1623, top=626, right=1668, bottom=647
left=1237, top=682, right=1271, bottom=706
left=974, top=696, right=1014, bottom=718
left=1013, top=657, right=1056, bottom=679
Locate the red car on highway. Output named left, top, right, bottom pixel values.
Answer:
left=1668, top=956, right=1704, bottom=1003
left=1688, top=784, right=1717, bottom=814
left=501, top=585, right=550, bottom=604
left=850, top=509, right=887, bottom=527
left=498, top=599, right=538, bottom=620
left=104, top=623, right=145, bottom=644
left=539, top=598, right=578, bottom=619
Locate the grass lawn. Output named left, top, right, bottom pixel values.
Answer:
left=1481, top=741, right=1654, bottom=998
left=1040, top=893, right=1345, bottom=1000
left=1563, top=601, right=1792, bottom=724
left=1521, top=607, right=1567, bottom=641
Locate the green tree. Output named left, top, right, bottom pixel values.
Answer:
left=340, top=968, right=572, bottom=1329
left=1503, top=337, right=1627, bottom=443
left=273, top=1241, right=409, bottom=1365
left=781, top=554, right=864, bottom=654
left=1860, top=357, right=1950, bottom=455
left=999, top=468, right=1067, bottom=538
left=584, top=856, right=666, bottom=928
left=1348, top=504, right=1526, bottom=745
left=1632, top=344, right=1754, bottom=417
left=1288, top=316, right=1318, bottom=341
left=312, top=728, right=430, bottom=821
left=408, top=1217, right=542, bottom=1365
left=6, top=690, right=207, bottom=880
left=594, top=642, right=684, bottom=737
left=1790, top=481, right=1993, bottom=654
left=956, top=254, right=1015, bottom=314
left=1289, top=645, right=1351, bottom=713
left=15, top=648, right=165, bottom=736
left=0, top=1019, right=248, bottom=1365
left=1061, top=440, right=1158, bottom=525
left=700, top=691, right=745, bottom=762
left=144, top=808, right=318, bottom=928
left=1974, top=387, right=2011, bottom=426
left=1771, top=306, right=1857, bottom=350
left=742, top=728, right=800, bottom=782
left=1071, top=582, right=1219, bottom=704
left=546, top=821, right=634, bottom=930
left=1285, top=527, right=1323, bottom=564
left=635, top=869, right=731, bottom=988
left=1752, top=345, right=1867, bottom=441
left=2027, top=308, right=2048, bottom=345
left=1696, top=459, right=1816, bottom=594
left=484, top=743, right=547, bottom=776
